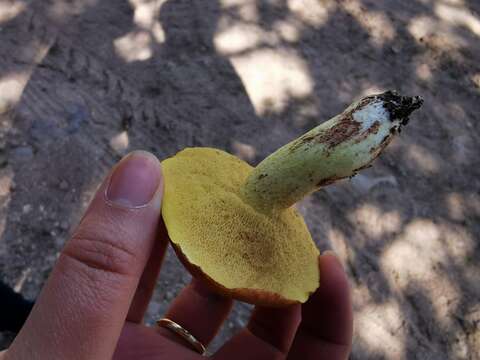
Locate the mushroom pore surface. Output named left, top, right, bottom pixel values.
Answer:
left=162, top=148, right=320, bottom=305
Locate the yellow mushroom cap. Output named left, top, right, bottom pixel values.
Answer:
left=161, top=148, right=320, bottom=306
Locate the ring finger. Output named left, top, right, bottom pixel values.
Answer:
left=157, top=279, right=233, bottom=348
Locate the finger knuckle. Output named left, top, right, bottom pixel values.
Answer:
left=63, top=234, right=139, bottom=277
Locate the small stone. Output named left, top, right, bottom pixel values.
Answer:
left=60, top=221, right=69, bottom=230
left=22, top=204, right=32, bottom=214
left=109, top=131, right=129, bottom=155
left=391, top=44, right=400, bottom=54
left=39, top=205, right=45, bottom=213
left=165, top=290, right=174, bottom=300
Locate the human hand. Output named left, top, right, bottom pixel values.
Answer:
left=1, top=151, right=352, bottom=360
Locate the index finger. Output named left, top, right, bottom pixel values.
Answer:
left=6, top=152, right=164, bottom=360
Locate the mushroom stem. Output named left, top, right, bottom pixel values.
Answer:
left=241, top=91, right=423, bottom=212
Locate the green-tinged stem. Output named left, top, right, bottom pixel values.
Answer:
left=241, top=91, right=423, bottom=212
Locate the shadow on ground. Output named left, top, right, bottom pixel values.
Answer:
left=0, top=0, right=479, bottom=358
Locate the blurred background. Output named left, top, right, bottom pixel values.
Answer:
left=0, top=0, right=479, bottom=358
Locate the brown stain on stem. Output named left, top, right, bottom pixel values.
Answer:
left=354, top=120, right=381, bottom=144
left=315, top=114, right=362, bottom=149
left=288, top=97, right=382, bottom=154
left=290, top=113, right=362, bottom=153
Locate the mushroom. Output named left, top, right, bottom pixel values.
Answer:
left=161, top=91, right=423, bottom=307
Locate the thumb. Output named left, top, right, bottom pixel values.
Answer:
left=7, top=151, right=163, bottom=360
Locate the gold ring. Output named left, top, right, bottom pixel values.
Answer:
left=156, top=318, right=206, bottom=355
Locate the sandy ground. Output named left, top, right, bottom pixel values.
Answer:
left=0, top=0, right=479, bottom=358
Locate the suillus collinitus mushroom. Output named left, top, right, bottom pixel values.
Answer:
left=161, top=91, right=423, bottom=307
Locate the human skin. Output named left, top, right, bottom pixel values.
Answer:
left=0, top=151, right=353, bottom=360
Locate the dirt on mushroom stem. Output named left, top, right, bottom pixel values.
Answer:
left=241, top=91, right=423, bottom=213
